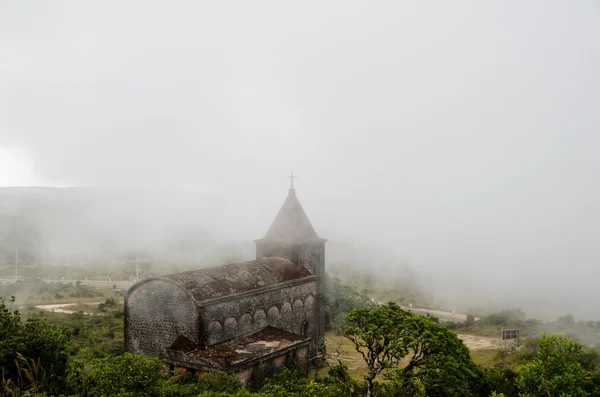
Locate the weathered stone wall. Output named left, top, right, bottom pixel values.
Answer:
left=256, top=241, right=326, bottom=357
left=233, top=345, right=309, bottom=387
left=304, top=243, right=326, bottom=355
left=201, top=281, right=318, bottom=354
left=125, top=279, right=199, bottom=357
left=293, top=242, right=326, bottom=355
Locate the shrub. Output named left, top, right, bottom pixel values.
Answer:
left=516, top=334, right=587, bottom=397
left=197, top=370, right=243, bottom=394
left=465, top=314, right=476, bottom=327
left=0, top=297, right=72, bottom=395
left=80, top=353, right=164, bottom=397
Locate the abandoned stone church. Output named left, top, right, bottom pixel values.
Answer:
left=124, top=186, right=326, bottom=383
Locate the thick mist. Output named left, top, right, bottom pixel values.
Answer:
left=1, top=1, right=599, bottom=320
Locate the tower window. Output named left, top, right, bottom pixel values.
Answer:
left=301, top=321, right=309, bottom=337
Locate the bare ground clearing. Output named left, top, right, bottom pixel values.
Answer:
left=35, top=301, right=103, bottom=315
left=323, top=331, right=504, bottom=379
left=457, top=333, right=504, bottom=350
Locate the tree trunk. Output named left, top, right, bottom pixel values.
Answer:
left=366, top=376, right=374, bottom=397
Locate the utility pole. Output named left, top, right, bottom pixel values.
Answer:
left=15, top=247, right=18, bottom=280
left=136, top=251, right=139, bottom=282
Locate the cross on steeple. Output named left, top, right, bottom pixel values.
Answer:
left=287, top=172, right=298, bottom=189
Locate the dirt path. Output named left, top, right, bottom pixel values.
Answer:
left=35, top=302, right=102, bottom=315
left=457, top=333, right=503, bottom=350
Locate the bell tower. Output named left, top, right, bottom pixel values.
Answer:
left=254, top=174, right=327, bottom=356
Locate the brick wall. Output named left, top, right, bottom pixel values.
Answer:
left=233, top=345, right=309, bottom=387
left=125, top=278, right=321, bottom=359
left=125, top=279, right=199, bottom=357
left=201, top=281, right=318, bottom=355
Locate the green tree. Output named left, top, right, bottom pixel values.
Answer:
left=485, top=368, right=519, bottom=397
left=80, top=353, right=165, bottom=397
left=516, top=333, right=587, bottom=397
left=324, top=274, right=376, bottom=332
left=399, top=314, right=489, bottom=396
left=465, top=314, right=476, bottom=327
left=197, top=370, right=243, bottom=394
left=0, top=297, right=72, bottom=395
left=345, top=302, right=489, bottom=397
left=344, top=302, right=413, bottom=396
left=482, top=309, right=525, bottom=327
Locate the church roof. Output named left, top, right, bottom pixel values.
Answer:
left=163, top=326, right=308, bottom=372
left=162, top=257, right=314, bottom=302
left=260, top=188, right=323, bottom=244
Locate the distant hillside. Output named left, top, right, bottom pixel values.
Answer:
left=0, top=187, right=429, bottom=304
left=0, top=187, right=228, bottom=262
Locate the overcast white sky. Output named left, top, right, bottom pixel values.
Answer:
left=1, top=1, right=600, bottom=318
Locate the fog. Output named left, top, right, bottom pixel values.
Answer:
left=1, top=1, right=599, bottom=320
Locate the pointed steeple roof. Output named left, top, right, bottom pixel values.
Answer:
left=261, top=188, right=323, bottom=244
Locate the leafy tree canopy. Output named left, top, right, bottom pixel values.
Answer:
left=516, top=333, right=588, bottom=397
left=0, top=296, right=72, bottom=395
left=344, top=302, right=489, bottom=397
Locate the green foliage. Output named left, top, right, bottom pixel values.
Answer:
left=578, top=347, right=600, bottom=371
left=344, top=302, right=490, bottom=397
left=69, top=283, right=101, bottom=298
left=516, top=333, right=588, bottom=397
left=465, top=314, right=475, bottom=327
left=98, top=296, right=117, bottom=311
left=344, top=302, right=414, bottom=395
left=197, top=371, right=243, bottom=394
left=259, top=369, right=311, bottom=396
left=324, top=274, right=376, bottom=333
left=535, top=315, right=600, bottom=347
left=0, top=296, right=72, bottom=395
left=8, top=287, right=600, bottom=397
left=444, top=320, right=460, bottom=330
left=401, top=315, right=490, bottom=397
left=79, top=361, right=245, bottom=397
left=482, top=309, right=525, bottom=327
left=380, top=370, right=426, bottom=397
left=455, top=309, right=600, bottom=348
left=425, top=312, right=439, bottom=323
left=329, top=313, right=350, bottom=334
left=156, top=379, right=205, bottom=397
left=43, top=308, right=125, bottom=362
left=0, top=279, right=102, bottom=303
left=80, top=353, right=165, bottom=397
left=484, top=368, right=519, bottom=397
left=257, top=368, right=358, bottom=397
left=323, top=364, right=362, bottom=397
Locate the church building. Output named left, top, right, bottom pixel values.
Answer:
left=124, top=184, right=326, bottom=384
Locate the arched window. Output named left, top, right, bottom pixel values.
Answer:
left=301, top=321, right=309, bottom=337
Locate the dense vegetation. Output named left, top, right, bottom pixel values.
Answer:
left=3, top=294, right=600, bottom=396
left=345, top=302, right=489, bottom=396
left=0, top=297, right=71, bottom=395
left=0, top=279, right=103, bottom=304
left=4, top=276, right=600, bottom=396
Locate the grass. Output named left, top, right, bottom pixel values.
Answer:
left=470, top=349, right=504, bottom=367
left=321, top=333, right=369, bottom=380
left=318, top=331, right=525, bottom=381
left=319, top=333, right=423, bottom=381
left=457, top=325, right=507, bottom=338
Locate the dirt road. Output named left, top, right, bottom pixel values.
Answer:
left=35, top=302, right=102, bottom=315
